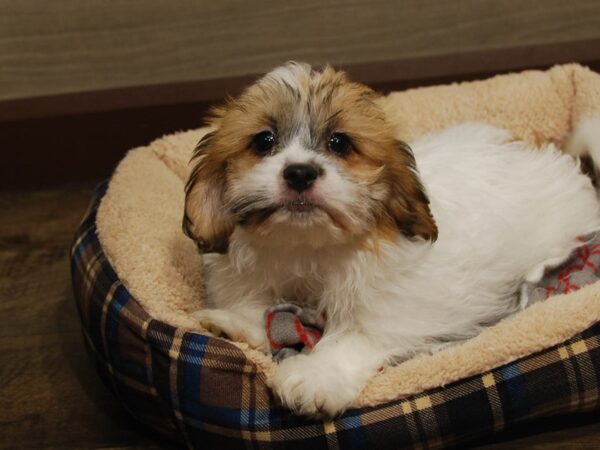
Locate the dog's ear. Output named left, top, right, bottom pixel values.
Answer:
left=380, top=141, right=438, bottom=241
left=183, top=131, right=235, bottom=253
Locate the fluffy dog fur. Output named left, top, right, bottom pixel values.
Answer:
left=183, top=62, right=600, bottom=417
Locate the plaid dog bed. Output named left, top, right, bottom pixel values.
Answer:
left=71, top=182, right=600, bottom=449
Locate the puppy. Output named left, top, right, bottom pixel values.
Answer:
left=183, top=62, right=600, bottom=417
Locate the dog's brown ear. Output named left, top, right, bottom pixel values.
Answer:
left=183, top=131, right=235, bottom=253
left=380, top=141, right=438, bottom=241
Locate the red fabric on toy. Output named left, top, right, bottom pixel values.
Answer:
left=521, top=232, right=600, bottom=303
left=265, top=304, right=324, bottom=361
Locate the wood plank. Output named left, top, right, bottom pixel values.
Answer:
left=0, top=185, right=95, bottom=337
left=1, top=0, right=600, bottom=101
left=0, top=332, right=175, bottom=450
left=0, top=185, right=180, bottom=449
left=2, top=38, right=600, bottom=123
left=2, top=40, right=600, bottom=189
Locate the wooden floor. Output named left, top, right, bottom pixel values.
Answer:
left=1, top=183, right=600, bottom=449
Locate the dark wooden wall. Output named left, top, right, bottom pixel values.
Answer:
left=1, top=0, right=600, bottom=187
left=3, top=0, right=600, bottom=102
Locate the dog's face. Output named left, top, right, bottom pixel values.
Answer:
left=184, top=62, right=437, bottom=253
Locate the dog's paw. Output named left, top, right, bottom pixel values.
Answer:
left=271, top=353, right=361, bottom=417
left=191, top=309, right=269, bottom=351
left=192, top=309, right=226, bottom=336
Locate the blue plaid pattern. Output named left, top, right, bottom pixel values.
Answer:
left=71, top=182, right=600, bottom=449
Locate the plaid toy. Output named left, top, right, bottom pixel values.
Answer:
left=521, top=231, right=600, bottom=304
left=265, top=304, right=325, bottom=361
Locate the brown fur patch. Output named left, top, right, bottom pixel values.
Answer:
left=377, top=141, right=438, bottom=242
left=183, top=132, right=236, bottom=253
left=313, top=74, right=438, bottom=242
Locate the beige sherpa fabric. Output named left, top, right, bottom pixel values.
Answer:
left=96, top=64, right=600, bottom=408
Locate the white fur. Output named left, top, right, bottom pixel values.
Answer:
left=565, top=117, right=600, bottom=163
left=193, top=122, right=600, bottom=416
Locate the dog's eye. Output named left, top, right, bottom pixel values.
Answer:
left=328, top=132, right=352, bottom=157
left=252, top=131, right=276, bottom=155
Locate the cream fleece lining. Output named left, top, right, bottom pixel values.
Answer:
left=96, top=64, right=600, bottom=408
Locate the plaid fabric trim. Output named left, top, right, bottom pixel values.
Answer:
left=71, top=182, right=600, bottom=450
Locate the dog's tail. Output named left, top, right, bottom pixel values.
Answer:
left=565, top=117, right=600, bottom=187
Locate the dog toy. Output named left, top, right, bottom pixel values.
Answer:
left=521, top=232, right=600, bottom=304
left=265, top=304, right=325, bottom=361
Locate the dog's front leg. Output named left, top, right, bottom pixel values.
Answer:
left=271, top=331, right=387, bottom=417
left=192, top=305, right=269, bottom=351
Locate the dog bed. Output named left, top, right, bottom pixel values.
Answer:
left=71, top=64, right=600, bottom=449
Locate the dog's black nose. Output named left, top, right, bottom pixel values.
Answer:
left=283, top=164, right=319, bottom=192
